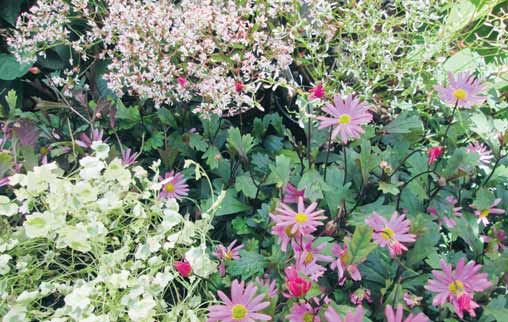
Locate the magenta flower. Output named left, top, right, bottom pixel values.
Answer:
left=428, top=146, right=444, bottom=165
left=309, top=82, right=325, bottom=99
left=425, top=258, right=492, bottom=319
left=255, top=277, right=278, bottom=298
left=159, top=171, right=189, bottom=200
left=330, top=243, right=361, bottom=286
left=174, top=260, right=192, bottom=278
left=384, top=304, right=429, bottom=322
left=283, top=183, right=306, bottom=204
left=317, top=94, right=372, bottom=143
left=215, top=240, right=244, bottom=276
left=324, top=306, right=363, bottom=322
left=434, top=72, right=486, bottom=108
left=270, top=197, right=326, bottom=237
left=466, top=142, right=493, bottom=167
left=283, top=266, right=312, bottom=298
left=366, top=212, right=416, bottom=258
left=177, top=77, right=188, bottom=87
left=481, top=227, right=507, bottom=252
left=293, top=238, right=333, bottom=281
left=76, top=129, right=108, bottom=148
left=208, top=280, right=271, bottom=322
left=349, top=288, right=372, bottom=305
left=121, top=148, right=139, bottom=166
left=472, top=198, right=505, bottom=225
left=286, top=302, right=320, bottom=322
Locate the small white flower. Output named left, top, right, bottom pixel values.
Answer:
left=79, top=156, right=105, bottom=180
left=0, top=196, right=18, bottom=217
left=127, top=296, right=156, bottom=322
left=64, top=284, right=93, bottom=310
left=24, top=213, right=51, bottom=238
left=91, top=141, right=110, bottom=160
left=0, top=254, right=12, bottom=275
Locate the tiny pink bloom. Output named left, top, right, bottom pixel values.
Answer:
left=481, top=227, right=507, bottom=252
left=174, top=260, right=192, bottom=278
left=472, top=198, right=505, bottom=225
left=286, top=302, right=320, bottom=322
left=235, top=81, right=245, bottom=93
left=428, top=146, right=445, bottom=165
left=177, top=77, right=188, bottom=87
left=366, top=212, right=416, bottom=258
left=293, top=238, right=333, bottom=281
left=255, top=277, right=278, bottom=298
left=159, top=171, right=189, bottom=200
left=208, top=280, right=271, bottom=322
left=466, top=142, right=493, bottom=167
left=283, top=183, right=305, bottom=204
left=425, top=258, right=492, bottom=319
left=324, top=305, right=363, bottom=322
left=317, top=94, right=372, bottom=143
left=330, top=242, right=362, bottom=286
left=350, top=288, right=372, bottom=305
left=404, top=291, right=423, bottom=308
left=283, top=266, right=312, bottom=298
left=271, top=197, right=326, bottom=237
left=215, top=240, right=244, bottom=276
left=29, top=66, right=40, bottom=75
left=121, top=148, right=139, bottom=166
left=428, top=196, right=463, bottom=229
left=76, top=129, right=108, bottom=148
left=309, top=82, right=325, bottom=99
left=0, top=177, right=9, bottom=188
left=384, top=304, right=429, bottom=322
left=434, top=72, right=486, bottom=108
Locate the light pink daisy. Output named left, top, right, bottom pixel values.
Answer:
left=283, top=183, right=306, bottom=204
left=159, top=170, right=189, bottom=200
left=330, top=243, right=362, bottom=286
left=271, top=224, right=294, bottom=252
left=434, top=72, right=486, bottom=108
left=270, top=197, right=326, bottom=237
left=286, top=302, right=320, bottom=322
left=208, top=280, right=271, bottom=322
left=472, top=198, right=505, bottom=225
left=255, top=277, right=278, bottom=298
left=384, top=304, right=429, bottom=322
left=403, top=291, right=423, bottom=308
left=425, top=258, right=492, bottom=319
left=317, top=94, right=373, bottom=143
left=467, top=143, right=493, bottom=167
left=215, top=240, right=244, bottom=277
left=365, top=212, right=416, bottom=258
left=324, top=305, right=363, bottom=322
left=293, top=238, right=333, bottom=282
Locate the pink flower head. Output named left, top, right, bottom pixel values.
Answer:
left=29, top=66, right=41, bottom=75
left=255, top=277, right=278, bottom=298
left=384, top=304, right=429, bottom=322
left=159, top=171, right=189, bottom=200
left=466, top=142, right=493, bottom=167
left=286, top=302, right=320, bottom=322
left=76, top=129, right=108, bottom=148
left=121, top=148, right=139, bottom=166
left=425, top=258, right=492, bottom=319
left=366, top=212, right=416, bottom=258
left=293, top=238, right=333, bottom=282
left=283, top=266, right=312, bottom=298
left=235, top=81, right=245, bottom=93
left=0, top=177, right=10, bottom=188
left=472, top=198, right=505, bottom=225
left=350, top=288, right=372, bottom=305
left=283, top=183, right=305, bottom=204
left=330, top=243, right=362, bottom=286
left=428, top=146, right=444, bottom=165
left=271, top=197, right=326, bottom=238
left=215, top=240, right=244, bottom=276
left=208, top=280, right=271, bottom=322
left=434, top=72, right=486, bottom=108
left=271, top=224, right=294, bottom=252
left=428, top=196, right=463, bottom=229
left=403, top=291, right=423, bottom=308
left=177, top=77, right=188, bottom=87
left=309, top=82, right=325, bottom=99
left=324, top=305, right=363, bottom=322
left=174, top=260, right=192, bottom=278
left=481, top=226, right=507, bottom=252
left=317, top=94, right=373, bottom=143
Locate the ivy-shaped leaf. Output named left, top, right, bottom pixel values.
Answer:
left=228, top=250, right=267, bottom=280
left=203, top=146, right=220, bottom=170
left=346, top=225, right=377, bottom=265
left=189, top=133, right=208, bottom=152
left=226, top=127, right=255, bottom=160
left=235, top=174, right=257, bottom=199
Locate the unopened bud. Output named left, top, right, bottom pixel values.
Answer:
left=29, top=67, right=40, bottom=75
left=324, top=220, right=337, bottom=236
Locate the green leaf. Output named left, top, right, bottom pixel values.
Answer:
left=115, top=100, right=141, bottom=130
left=346, top=225, right=377, bottom=265
left=298, top=169, right=328, bottom=201
left=19, top=146, right=37, bottom=171
left=235, top=174, right=257, bottom=199
left=443, top=148, right=479, bottom=177
left=384, top=112, right=423, bottom=135
left=189, top=133, right=208, bottom=152
left=157, top=107, right=178, bottom=128
left=203, top=146, right=220, bottom=170
left=442, top=0, right=476, bottom=35
left=443, top=49, right=483, bottom=73
left=143, top=132, right=164, bottom=152
left=378, top=181, right=400, bottom=195
left=474, top=188, right=495, bottom=211
left=228, top=250, right=267, bottom=280
left=406, top=218, right=440, bottom=266
left=226, top=128, right=255, bottom=160
left=215, top=189, right=251, bottom=216
left=266, top=155, right=291, bottom=188
left=0, top=153, right=14, bottom=177
left=0, top=1, right=25, bottom=25
left=483, top=296, right=508, bottom=322
left=0, top=54, right=32, bottom=80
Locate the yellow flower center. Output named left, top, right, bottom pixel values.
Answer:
left=295, top=212, right=308, bottom=223
left=338, top=114, right=351, bottom=125
left=480, top=209, right=490, bottom=218
left=381, top=227, right=396, bottom=240
left=231, top=304, right=248, bottom=320
left=453, top=89, right=468, bottom=100
left=303, top=312, right=314, bottom=322
left=341, top=253, right=349, bottom=265
left=285, top=225, right=296, bottom=237
left=304, top=252, right=314, bottom=264
left=165, top=183, right=175, bottom=193
left=448, top=280, right=465, bottom=295
left=224, top=251, right=233, bottom=260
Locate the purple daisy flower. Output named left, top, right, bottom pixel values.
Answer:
left=317, top=94, right=373, bottom=143
left=434, top=72, right=486, bottom=108
left=159, top=171, right=189, bottom=200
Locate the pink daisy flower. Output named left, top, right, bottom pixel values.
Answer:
left=324, top=306, right=363, bottom=322
left=271, top=224, right=294, bottom=252
left=309, top=82, right=325, bottom=100
left=271, top=197, right=326, bottom=238
left=472, top=198, right=505, bottom=225
left=349, top=288, right=372, bottom=305
left=293, top=239, right=333, bottom=282
left=434, top=72, right=487, bottom=108
left=403, top=291, right=423, bottom=308
left=215, top=240, right=244, bottom=277
left=286, top=302, right=320, bottom=322
left=317, top=94, right=373, bottom=143
left=366, top=212, right=416, bottom=258
left=159, top=171, right=189, bottom=200
left=481, top=227, right=507, bottom=252
left=466, top=142, right=493, bottom=166
left=255, top=277, right=278, bottom=298
left=208, top=280, right=271, bottom=322
left=384, top=304, right=429, bottom=322
left=283, top=183, right=306, bottom=204
left=425, top=258, right=492, bottom=319
left=428, top=196, right=463, bottom=229
left=330, top=243, right=362, bottom=286
left=283, top=266, right=312, bottom=298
